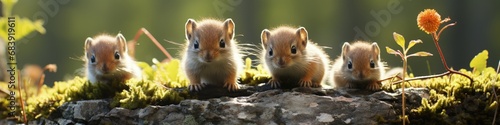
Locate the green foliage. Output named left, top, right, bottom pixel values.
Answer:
left=240, top=58, right=271, bottom=86
left=386, top=32, right=433, bottom=58
left=470, top=50, right=488, bottom=75
left=0, top=0, right=46, bottom=42
left=382, top=64, right=500, bottom=124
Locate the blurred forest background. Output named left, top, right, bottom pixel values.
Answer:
left=7, top=0, right=500, bottom=86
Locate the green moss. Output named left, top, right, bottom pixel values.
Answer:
left=0, top=58, right=272, bottom=121
left=382, top=67, right=500, bottom=124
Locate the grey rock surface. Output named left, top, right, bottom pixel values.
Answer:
left=30, top=88, right=426, bottom=125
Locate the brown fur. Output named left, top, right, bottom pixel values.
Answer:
left=331, top=41, right=385, bottom=90
left=261, top=26, right=330, bottom=88
left=85, top=33, right=142, bottom=84
left=181, top=18, right=242, bottom=91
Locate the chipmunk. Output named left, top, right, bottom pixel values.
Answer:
left=332, top=41, right=385, bottom=91
left=181, top=18, right=243, bottom=91
left=84, top=33, right=142, bottom=84
left=261, top=26, right=330, bottom=88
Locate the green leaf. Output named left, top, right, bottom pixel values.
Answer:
left=407, top=39, right=423, bottom=52
left=407, top=51, right=433, bottom=58
left=1, top=0, right=18, bottom=17
left=393, top=32, right=405, bottom=50
left=385, top=46, right=399, bottom=55
left=0, top=16, right=46, bottom=42
left=469, top=50, right=488, bottom=75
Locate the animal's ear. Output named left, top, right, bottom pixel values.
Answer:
left=116, top=33, right=127, bottom=52
left=296, top=27, right=308, bottom=47
left=185, top=19, right=197, bottom=41
left=342, top=42, right=351, bottom=60
left=85, top=37, right=93, bottom=51
left=223, top=18, right=235, bottom=39
left=261, top=29, right=271, bottom=49
left=371, top=42, right=380, bottom=59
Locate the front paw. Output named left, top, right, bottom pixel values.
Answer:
left=267, top=79, right=281, bottom=88
left=224, top=81, right=240, bottom=91
left=366, top=82, right=381, bottom=91
left=298, top=79, right=313, bottom=88
left=188, top=83, right=206, bottom=91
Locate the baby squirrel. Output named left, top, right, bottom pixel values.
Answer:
left=84, top=33, right=142, bottom=84
left=332, top=41, right=385, bottom=91
left=181, top=18, right=243, bottom=91
left=261, top=26, right=330, bottom=88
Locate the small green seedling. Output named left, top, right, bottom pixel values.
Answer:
left=386, top=32, right=433, bottom=125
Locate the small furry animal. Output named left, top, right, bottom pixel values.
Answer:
left=84, top=33, right=142, bottom=84
left=181, top=18, right=243, bottom=91
left=261, top=26, right=330, bottom=88
left=332, top=41, right=385, bottom=90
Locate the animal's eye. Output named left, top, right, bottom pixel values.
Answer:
left=370, top=60, right=375, bottom=68
left=268, top=48, right=273, bottom=56
left=291, top=45, right=297, bottom=54
left=90, top=54, right=96, bottom=63
left=114, top=51, right=120, bottom=60
left=347, top=60, right=353, bottom=69
left=193, top=40, right=199, bottom=49
left=219, top=39, right=225, bottom=48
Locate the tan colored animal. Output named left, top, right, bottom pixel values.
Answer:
left=181, top=18, right=243, bottom=91
left=332, top=41, right=385, bottom=90
left=85, top=33, right=142, bottom=84
left=261, top=26, right=330, bottom=88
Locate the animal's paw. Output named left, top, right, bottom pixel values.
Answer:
left=366, top=82, right=381, bottom=91
left=224, top=81, right=240, bottom=92
left=188, top=83, right=206, bottom=91
left=298, top=79, right=313, bottom=88
left=267, top=79, right=281, bottom=88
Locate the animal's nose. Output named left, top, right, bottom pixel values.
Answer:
left=204, top=52, right=213, bottom=62
left=102, top=64, right=109, bottom=73
left=278, top=58, right=285, bottom=66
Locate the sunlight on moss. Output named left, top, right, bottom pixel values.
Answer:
left=382, top=67, right=500, bottom=124
left=0, top=58, right=272, bottom=121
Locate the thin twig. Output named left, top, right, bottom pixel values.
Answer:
left=133, top=28, right=174, bottom=61
left=437, top=22, right=456, bottom=41
left=37, top=74, right=45, bottom=94
left=431, top=33, right=474, bottom=84
left=492, top=60, right=500, bottom=125
left=17, top=72, right=27, bottom=124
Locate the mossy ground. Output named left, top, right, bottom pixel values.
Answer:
left=382, top=68, right=500, bottom=124
left=1, top=58, right=499, bottom=124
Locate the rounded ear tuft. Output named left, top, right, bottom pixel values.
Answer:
left=85, top=37, right=93, bottom=50
left=116, top=33, right=128, bottom=52
left=296, top=27, right=308, bottom=47
left=261, top=29, right=271, bottom=48
left=185, top=19, right=197, bottom=40
left=371, top=42, right=380, bottom=59
left=224, top=18, right=235, bottom=39
left=342, top=42, right=351, bottom=60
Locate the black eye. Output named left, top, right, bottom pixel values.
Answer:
left=347, top=60, right=353, bottom=69
left=114, top=51, right=120, bottom=60
left=291, top=45, right=297, bottom=54
left=90, top=54, right=96, bottom=63
left=370, top=60, right=375, bottom=68
left=268, top=48, right=273, bottom=56
left=219, top=39, right=225, bottom=48
left=193, top=40, right=199, bottom=49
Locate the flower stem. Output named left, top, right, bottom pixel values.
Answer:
left=402, top=57, right=407, bottom=125
left=431, top=33, right=474, bottom=84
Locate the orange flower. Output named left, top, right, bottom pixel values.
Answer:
left=417, top=9, right=441, bottom=34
